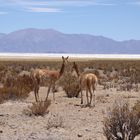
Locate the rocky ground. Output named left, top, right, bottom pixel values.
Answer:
left=0, top=86, right=140, bottom=140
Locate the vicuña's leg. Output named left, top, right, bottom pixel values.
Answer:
left=52, top=83, right=57, bottom=92
left=89, top=87, right=92, bottom=105
left=52, top=91, right=55, bottom=101
left=36, top=85, right=39, bottom=101
left=86, top=88, right=89, bottom=105
left=33, top=78, right=40, bottom=102
left=34, top=91, right=38, bottom=102
left=33, top=80, right=37, bottom=102
left=45, top=81, right=52, bottom=101
left=34, top=84, right=38, bottom=102
left=81, top=90, right=83, bottom=104
left=52, top=82, right=56, bottom=101
left=93, top=93, right=95, bottom=107
left=92, top=86, right=96, bottom=107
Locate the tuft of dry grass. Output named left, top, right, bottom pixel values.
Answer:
left=25, top=100, right=51, bottom=116
left=47, top=114, right=63, bottom=129
left=103, top=100, right=140, bottom=140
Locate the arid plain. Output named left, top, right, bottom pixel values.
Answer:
left=0, top=56, right=140, bottom=140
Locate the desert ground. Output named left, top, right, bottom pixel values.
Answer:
left=0, top=87, right=140, bottom=140
left=0, top=57, right=140, bottom=140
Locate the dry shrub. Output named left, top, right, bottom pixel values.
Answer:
left=27, top=100, right=51, bottom=116
left=0, top=87, right=27, bottom=103
left=0, top=75, right=33, bottom=103
left=103, top=100, right=140, bottom=140
left=59, top=72, right=80, bottom=98
left=47, top=114, right=63, bottom=129
left=13, top=75, right=33, bottom=98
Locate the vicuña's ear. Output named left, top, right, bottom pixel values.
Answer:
left=73, top=62, right=76, bottom=65
left=66, top=56, right=69, bottom=59
left=62, top=56, right=64, bottom=59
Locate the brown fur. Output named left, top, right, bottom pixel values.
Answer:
left=31, top=56, right=69, bottom=102
left=72, top=62, right=98, bottom=106
left=31, top=69, right=42, bottom=102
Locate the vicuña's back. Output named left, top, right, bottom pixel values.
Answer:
left=80, top=73, right=98, bottom=90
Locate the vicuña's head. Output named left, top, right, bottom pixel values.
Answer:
left=71, top=62, right=78, bottom=72
left=62, top=56, right=69, bottom=64
left=70, top=62, right=79, bottom=77
left=73, top=62, right=77, bottom=68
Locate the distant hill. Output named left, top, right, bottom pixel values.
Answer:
left=0, top=33, right=6, bottom=39
left=0, top=28, right=140, bottom=54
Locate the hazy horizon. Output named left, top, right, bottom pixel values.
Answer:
left=1, top=0, right=140, bottom=41
left=0, top=53, right=140, bottom=59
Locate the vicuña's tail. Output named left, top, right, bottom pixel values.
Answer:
left=87, top=78, right=92, bottom=93
left=86, top=75, right=98, bottom=92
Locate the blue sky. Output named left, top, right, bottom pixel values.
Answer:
left=0, top=0, right=140, bottom=41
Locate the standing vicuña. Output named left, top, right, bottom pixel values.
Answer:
left=72, top=62, right=98, bottom=106
left=31, top=56, right=69, bottom=102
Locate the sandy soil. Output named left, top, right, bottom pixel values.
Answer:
left=0, top=86, right=140, bottom=140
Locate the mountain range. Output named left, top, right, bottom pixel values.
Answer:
left=0, top=28, right=140, bottom=54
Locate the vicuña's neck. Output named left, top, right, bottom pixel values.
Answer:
left=74, top=65, right=80, bottom=77
left=59, top=63, right=65, bottom=77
